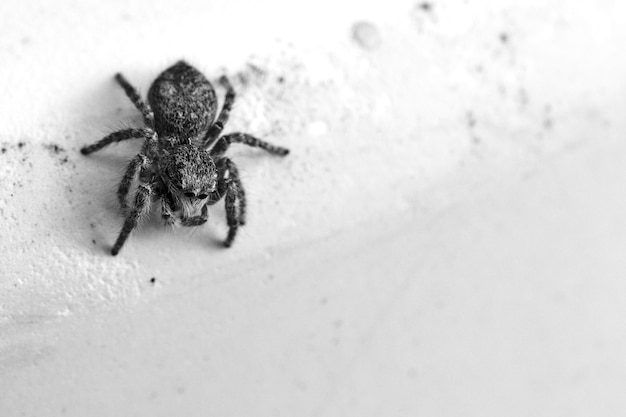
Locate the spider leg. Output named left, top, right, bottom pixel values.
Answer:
left=161, top=192, right=177, bottom=226
left=223, top=158, right=246, bottom=225
left=210, top=133, right=290, bottom=158
left=223, top=179, right=241, bottom=247
left=115, top=73, right=155, bottom=128
left=203, top=76, right=235, bottom=148
left=80, top=128, right=156, bottom=155
left=117, top=154, right=149, bottom=211
left=212, top=157, right=246, bottom=247
left=111, top=182, right=153, bottom=256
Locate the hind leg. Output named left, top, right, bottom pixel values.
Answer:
left=115, top=73, right=155, bottom=128
left=203, top=76, right=236, bottom=148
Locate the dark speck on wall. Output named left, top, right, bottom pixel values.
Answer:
left=352, top=21, right=382, bottom=50
left=43, top=143, right=72, bottom=165
left=44, top=143, right=65, bottom=154
left=247, top=63, right=267, bottom=77
left=466, top=111, right=477, bottom=128
left=543, top=106, right=554, bottom=130
left=234, top=62, right=270, bottom=88
left=150, top=277, right=156, bottom=285
left=499, top=32, right=510, bottom=44
left=418, top=1, right=433, bottom=12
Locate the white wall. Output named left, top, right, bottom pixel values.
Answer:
left=2, top=0, right=626, bottom=415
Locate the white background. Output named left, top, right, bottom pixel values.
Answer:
left=1, top=0, right=626, bottom=415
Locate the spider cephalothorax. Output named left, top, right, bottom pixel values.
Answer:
left=161, top=144, right=217, bottom=198
left=160, top=144, right=218, bottom=219
left=81, top=60, right=289, bottom=256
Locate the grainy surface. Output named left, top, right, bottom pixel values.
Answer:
left=1, top=0, right=626, bottom=415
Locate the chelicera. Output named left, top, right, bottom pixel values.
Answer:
left=81, top=60, right=289, bottom=256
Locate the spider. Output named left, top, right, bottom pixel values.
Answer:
left=81, top=60, right=289, bottom=256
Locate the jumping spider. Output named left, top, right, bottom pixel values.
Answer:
left=81, top=60, right=289, bottom=256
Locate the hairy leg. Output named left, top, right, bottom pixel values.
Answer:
left=203, top=76, right=235, bottom=148
left=161, top=193, right=177, bottom=226
left=209, top=157, right=246, bottom=221
left=80, top=128, right=156, bottom=155
left=223, top=179, right=241, bottom=247
left=111, top=183, right=153, bottom=256
left=223, top=158, right=246, bottom=225
left=212, top=157, right=246, bottom=247
left=210, top=132, right=290, bottom=158
left=117, top=154, right=149, bottom=211
left=115, top=73, right=155, bottom=128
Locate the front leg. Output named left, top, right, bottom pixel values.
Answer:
left=111, top=183, right=153, bottom=256
left=161, top=193, right=177, bottom=226
left=118, top=154, right=149, bottom=211
left=207, top=157, right=246, bottom=225
left=222, top=158, right=246, bottom=225
left=223, top=179, right=242, bottom=247
left=181, top=204, right=208, bottom=227
left=115, top=73, right=155, bottom=129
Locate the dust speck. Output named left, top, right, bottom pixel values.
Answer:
left=543, top=106, right=554, bottom=130
left=352, top=21, right=382, bottom=51
left=466, top=111, right=477, bottom=128
left=418, top=2, right=433, bottom=12
left=233, top=62, right=269, bottom=88
left=44, top=143, right=65, bottom=154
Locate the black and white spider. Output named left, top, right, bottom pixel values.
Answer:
left=81, top=60, right=289, bottom=256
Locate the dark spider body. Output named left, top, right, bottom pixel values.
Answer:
left=81, top=61, right=289, bottom=256
left=148, top=63, right=217, bottom=138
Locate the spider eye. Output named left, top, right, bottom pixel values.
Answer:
left=197, top=193, right=209, bottom=199
left=184, top=191, right=196, bottom=198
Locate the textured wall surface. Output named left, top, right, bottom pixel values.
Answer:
left=1, top=0, right=626, bottom=415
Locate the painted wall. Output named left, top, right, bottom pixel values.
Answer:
left=1, top=0, right=626, bottom=415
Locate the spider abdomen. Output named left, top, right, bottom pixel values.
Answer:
left=147, top=60, right=217, bottom=140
